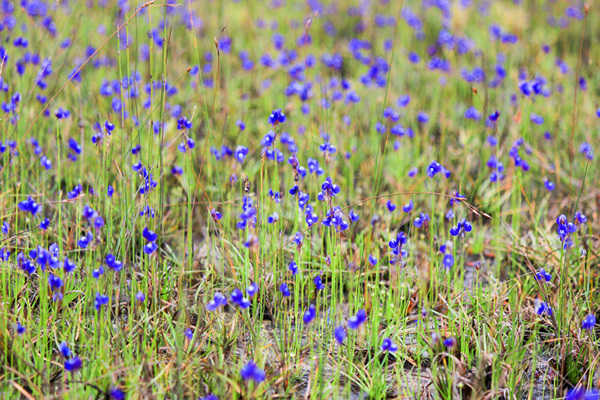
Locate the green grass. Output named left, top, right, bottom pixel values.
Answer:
left=0, top=1, right=599, bottom=399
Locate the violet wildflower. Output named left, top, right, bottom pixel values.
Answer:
left=314, top=275, right=324, bottom=291
left=240, top=360, right=265, bottom=382
left=334, top=325, right=346, bottom=344
left=279, top=283, right=291, bottom=297
left=95, top=293, right=109, bottom=311
left=230, top=288, right=251, bottom=308
left=303, top=304, right=316, bottom=324
left=206, top=292, right=227, bottom=311
left=443, top=337, right=456, bottom=348
left=15, top=322, right=25, bottom=336
left=64, top=357, right=82, bottom=372
left=136, top=292, right=145, bottom=303
left=535, top=299, right=553, bottom=317
left=246, top=282, right=258, bottom=298
left=386, top=200, right=396, bottom=212
left=381, top=337, right=398, bottom=352
left=535, top=269, right=551, bottom=282
left=268, top=109, right=286, bottom=125
left=582, top=314, right=596, bottom=331
left=348, top=309, right=367, bottom=329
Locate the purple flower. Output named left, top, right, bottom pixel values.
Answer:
left=386, top=200, right=396, bottom=212
left=535, top=269, right=551, bottom=282
left=268, top=109, right=286, bottom=125
left=535, top=299, right=553, bottom=317
left=279, top=283, right=291, bottom=297
left=582, top=314, right=596, bottom=330
left=381, top=337, right=397, bottom=352
left=348, top=309, right=367, bottom=329
left=206, top=292, right=228, bottom=311
left=15, top=322, right=25, bottom=335
left=246, top=282, right=258, bottom=298
left=334, top=325, right=346, bottom=344
left=368, top=254, right=377, bottom=266
left=313, top=275, right=324, bottom=291
left=303, top=304, right=316, bottom=324
left=136, top=291, right=145, bottom=303
left=443, top=337, right=456, bottom=348
left=442, top=253, right=454, bottom=269
left=464, top=106, right=481, bottom=120
left=109, top=388, right=125, bottom=400
left=288, top=260, right=298, bottom=275
left=64, top=357, right=82, bottom=372
left=240, top=360, right=265, bottom=382
left=95, top=293, right=109, bottom=310
left=60, top=342, right=71, bottom=357
left=230, top=288, right=251, bottom=308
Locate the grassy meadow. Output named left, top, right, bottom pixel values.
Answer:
left=0, top=0, right=599, bottom=399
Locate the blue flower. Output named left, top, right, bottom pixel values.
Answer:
left=535, top=299, right=553, bottom=317
left=530, top=113, right=544, bottom=125
left=268, top=109, right=286, bottom=125
left=464, top=106, right=481, bottom=120
left=230, top=288, right=250, bottom=308
left=48, top=273, right=63, bottom=301
left=427, top=161, right=449, bottom=178
left=334, top=325, right=346, bottom=344
left=397, top=94, right=410, bottom=107
left=92, top=266, right=105, bottom=279
left=206, top=292, right=228, bottom=311
left=235, top=146, right=248, bottom=163
left=276, top=282, right=290, bottom=297
left=210, top=209, right=222, bottom=221
left=348, top=309, right=367, bottom=330
left=566, top=387, right=586, bottom=400
left=18, top=196, right=41, bottom=215
left=368, top=255, right=377, bottom=266
left=313, top=275, right=324, bottom=291
left=15, top=322, right=25, bottom=335
left=106, top=254, right=123, bottom=272
left=535, top=269, right=551, bottom=282
left=386, top=200, right=396, bottom=212
left=109, top=388, right=125, bottom=400
left=293, top=232, right=303, bottom=247
left=443, top=337, right=456, bottom=348
left=288, top=261, right=298, bottom=275
left=579, top=142, right=594, bottom=160
left=143, top=227, right=157, bottom=242
left=64, top=357, right=82, bottom=372
left=442, top=253, right=454, bottom=269
left=582, top=314, right=596, bottom=330
left=381, top=337, right=397, bottom=352
left=39, top=218, right=50, bottom=230
left=240, top=360, right=265, bottom=382
left=60, top=342, right=71, bottom=358
left=303, top=304, right=316, bottom=324
left=246, top=282, right=258, bottom=298
left=95, top=293, right=109, bottom=311
left=414, top=213, right=429, bottom=228
left=63, top=257, right=76, bottom=273
left=318, top=177, right=340, bottom=200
